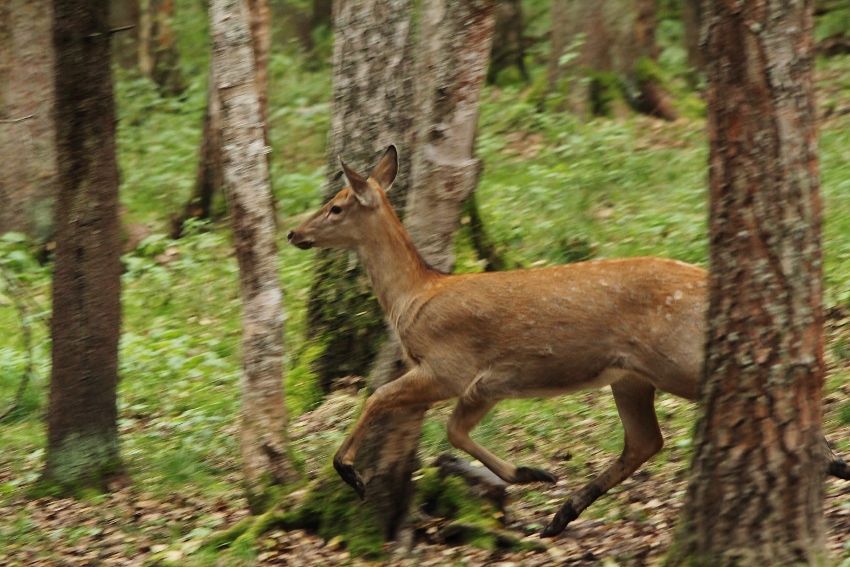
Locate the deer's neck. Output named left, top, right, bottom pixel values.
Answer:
left=356, top=209, right=439, bottom=328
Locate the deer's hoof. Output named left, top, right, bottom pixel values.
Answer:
left=540, top=502, right=579, bottom=538
left=333, top=458, right=366, bottom=500
left=514, top=466, right=557, bottom=484
left=540, top=519, right=565, bottom=538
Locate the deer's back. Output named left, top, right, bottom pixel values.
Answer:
left=398, top=257, right=707, bottom=400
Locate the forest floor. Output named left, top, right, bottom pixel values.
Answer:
left=1, top=440, right=849, bottom=567
left=2, top=390, right=849, bottom=567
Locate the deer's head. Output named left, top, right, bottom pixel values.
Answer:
left=287, top=145, right=398, bottom=251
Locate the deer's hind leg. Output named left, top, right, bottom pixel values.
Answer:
left=541, top=374, right=663, bottom=537
left=447, top=394, right=557, bottom=485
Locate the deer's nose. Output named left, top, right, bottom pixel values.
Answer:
left=287, top=230, right=295, bottom=242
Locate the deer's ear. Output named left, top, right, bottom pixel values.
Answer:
left=339, top=157, right=376, bottom=207
left=370, top=145, right=398, bottom=193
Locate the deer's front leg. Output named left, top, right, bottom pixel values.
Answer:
left=333, top=367, right=455, bottom=499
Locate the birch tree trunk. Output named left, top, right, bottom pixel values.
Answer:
left=305, top=0, right=415, bottom=391
left=41, top=0, right=123, bottom=492
left=174, top=0, right=269, bottom=237
left=666, top=1, right=825, bottom=564
left=361, top=0, right=497, bottom=539
left=0, top=0, right=57, bottom=242
left=209, top=0, right=295, bottom=512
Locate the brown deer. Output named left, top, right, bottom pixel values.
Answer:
left=288, top=145, right=848, bottom=537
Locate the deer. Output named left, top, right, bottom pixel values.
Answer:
left=287, top=145, right=849, bottom=537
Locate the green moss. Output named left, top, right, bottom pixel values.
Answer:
left=294, top=464, right=386, bottom=559
left=415, top=467, right=502, bottom=549
left=33, top=430, right=122, bottom=497
left=305, top=249, right=387, bottom=392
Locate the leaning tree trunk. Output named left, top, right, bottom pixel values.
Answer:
left=171, top=72, right=224, bottom=238
left=666, top=1, right=825, bottom=565
left=0, top=0, right=57, bottom=243
left=41, top=0, right=123, bottom=492
left=210, top=0, right=296, bottom=512
left=361, top=0, right=497, bottom=541
left=305, top=0, right=415, bottom=392
left=547, top=0, right=676, bottom=120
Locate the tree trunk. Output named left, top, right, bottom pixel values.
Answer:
left=488, top=0, right=527, bottom=84
left=547, top=0, right=677, bottom=120
left=171, top=72, right=225, bottom=238
left=110, top=0, right=140, bottom=68
left=361, top=0, right=497, bottom=541
left=681, top=0, right=704, bottom=72
left=0, top=0, right=57, bottom=243
left=210, top=0, right=296, bottom=512
left=173, top=0, right=269, bottom=237
left=246, top=0, right=270, bottom=131
left=139, top=0, right=184, bottom=95
left=305, top=0, right=415, bottom=392
left=666, top=1, right=825, bottom=565
left=41, top=0, right=123, bottom=492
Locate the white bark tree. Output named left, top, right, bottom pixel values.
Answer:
left=209, top=0, right=295, bottom=511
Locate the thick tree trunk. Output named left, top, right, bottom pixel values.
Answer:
left=42, top=0, right=123, bottom=491
left=210, top=0, right=295, bottom=512
left=361, top=0, right=496, bottom=540
left=666, top=1, right=825, bottom=565
left=547, top=0, right=676, bottom=120
left=305, top=0, right=415, bottom=392
left=303, top=0, right=415, bottom=540
left=0, top=0, right=57, bottom=243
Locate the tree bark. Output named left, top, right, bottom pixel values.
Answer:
left=138, top=0, right=184, bottom=95
left=110, top=0, right=140, bottom=69
left=0, top=0, right=57, bottom=243
left=682, top=0, right=704, bottom=72
left=210, top=0, right=295, bottom=512
left=173, top=0, right=269, bottom=237
left=305, top=0, right=415, bottom=392
left=547, top=0, right=677, bottom=120
left=666, top=1, right=825, bottom=565
left=42, top=0, right=123, bottom=491
left=487, top=0, right=528, bottom=84
left=360, top=0, right=496, bottom=540
left=171, top=72, right=224, bottom=238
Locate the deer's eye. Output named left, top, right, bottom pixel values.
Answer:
left=330, top=205, right=342, bottom=215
